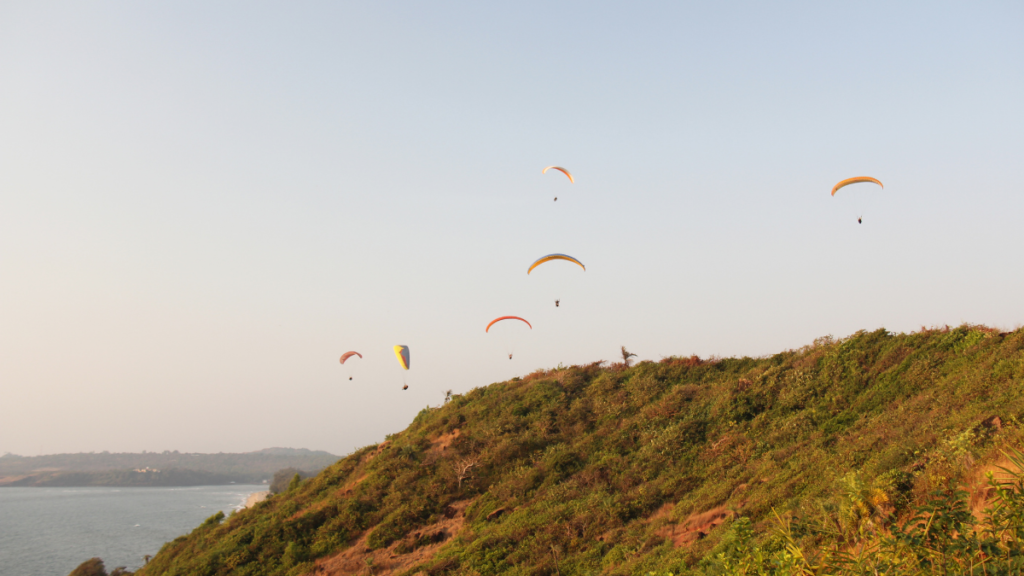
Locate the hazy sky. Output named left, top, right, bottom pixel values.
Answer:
left=2, top=2, right=1022, bottom=457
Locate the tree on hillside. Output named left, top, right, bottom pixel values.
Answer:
left=270, top=467, right=309, bottom=494
left=69, top=558, right=132, bottom=576
left=621, top=346, right=637, bottom=367
left=69, top=559, right=107, bottom=576
left=452, top=458, right=478, bottom=491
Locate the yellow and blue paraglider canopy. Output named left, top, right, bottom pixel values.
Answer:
left=527, top=254, right=585, bottom=274
left=831, top=176, right=883, bottom=196
left=542, top=166, right=574, bottom=183
left=394, top=345, right=410, bottom=370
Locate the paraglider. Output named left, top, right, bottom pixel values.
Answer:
left=485, top=316, right=533, bottom=332
left=339, top=351, right=362, bottom=381
left=339, top=351, right=362, bottom=364
left=527, top=254, right=585, bottom=274
left=528, top=254, right=584, bottom=307
left=542, top=166, right=574, bottom=183
left=543, top=166, right=573, bottom=201
left=486, top=316, right=533, bottom=360
left=832, top=177, right=883, bottom=224
left=831, top=176, right=883, bottom=196
left=394, top=345, right=410, bottom=389
left=394, top=345, right=410, bottom=370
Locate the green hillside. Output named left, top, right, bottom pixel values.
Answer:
left=130, top=325, right=1024, bottom=575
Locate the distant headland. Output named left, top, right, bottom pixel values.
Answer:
left=0, top=448, right=338, bottom=487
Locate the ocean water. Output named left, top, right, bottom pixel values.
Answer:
left=0, top=485, right=265, bottom=576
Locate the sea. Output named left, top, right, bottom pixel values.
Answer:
left=0, top=485, right=265, bottom=576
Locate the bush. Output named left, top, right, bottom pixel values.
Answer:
left=270, top=468, right=309, bottom=494
left=699, top=448, right=1024, bottom=575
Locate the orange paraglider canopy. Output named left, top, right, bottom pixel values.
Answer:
left=485, top=316, right=532, bottom=333
left=339, top=351, right=362, bottom=364
left=527, top=254, right=585, bottom=274
left=831, top=176, right=883, bottom=196
left=542, top=166, right=574, bottom=183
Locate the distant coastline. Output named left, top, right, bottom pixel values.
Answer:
left=0, top=448, right=337, bottom=488
left=0, top=468, right=246, bottom=488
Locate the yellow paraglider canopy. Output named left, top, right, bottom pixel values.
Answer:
left=394, top=345, right=410, bottom=370
left=831, top=176, right=883, bottom=196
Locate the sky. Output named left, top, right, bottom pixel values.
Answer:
left=1, top=2, right=1022, bottom=457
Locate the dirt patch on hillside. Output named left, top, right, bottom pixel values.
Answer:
left=966, top=446, right=1022, bottom=517
left=649, top=502, right=675, bottom=521
left=427, top=429, right=461, bottom=455
left=309, top=499, right=473, bottom=576
left=656, top=506, right=736, bottom=548
left=288, top=498, right=332, bottom=522
left=335, top=474, right=369, bottom=498
left=286, top=473, right=373, bottom=522
left=365, top=442, right=390, bottom=462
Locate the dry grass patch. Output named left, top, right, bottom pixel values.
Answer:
left=310, top=499, right=473, bottom=576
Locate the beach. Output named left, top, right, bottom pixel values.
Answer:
left=243, top=490, right=269, bottom=508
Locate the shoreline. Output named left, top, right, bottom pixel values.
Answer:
left=243, top=490, right=269, bottom=508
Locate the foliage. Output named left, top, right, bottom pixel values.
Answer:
left=270, top=468, right=311, bottom=494
left=129, top=326, right=1024, bottom=576
left=698, top=447, right=1024, bottom=575
left=69, top=558, right=133, bottom=576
